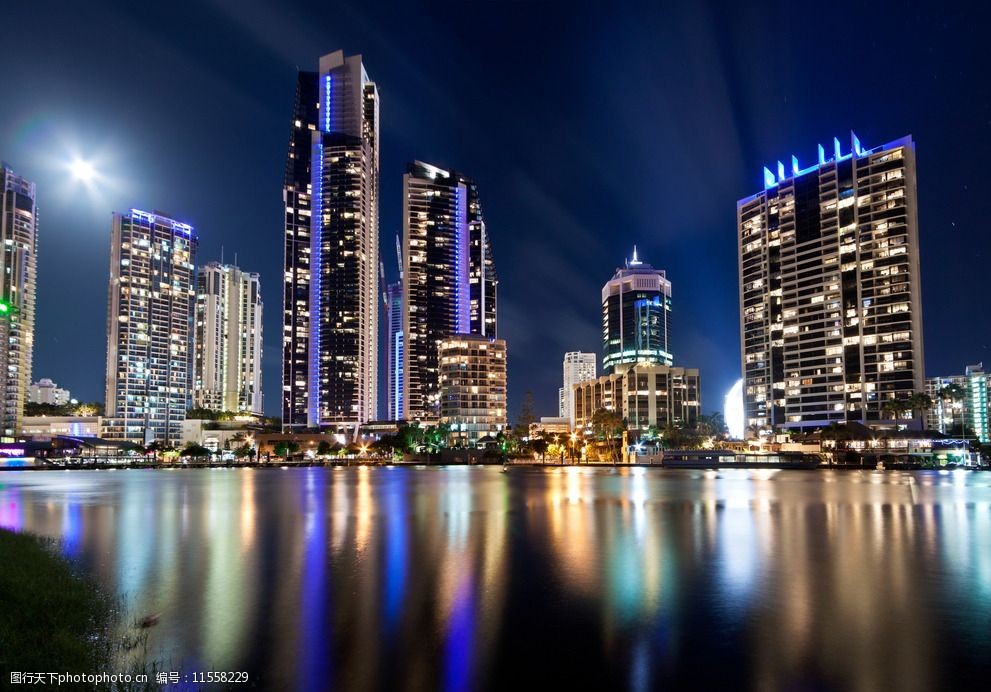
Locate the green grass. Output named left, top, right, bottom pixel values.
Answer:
left=0, top=528, right=114, bottom=675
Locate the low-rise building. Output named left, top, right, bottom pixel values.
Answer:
left=20, top=416, right=101, bottom=439
left=926, top=363, right=991, bottom=442
left=573, top=364, right=700, bottom=435
left=180, top=419, right=256, bottom=453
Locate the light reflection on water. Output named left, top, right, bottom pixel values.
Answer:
left=0, top=467, right=989, bottom=690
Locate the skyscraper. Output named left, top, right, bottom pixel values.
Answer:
left=601, top=248, right=672, bottom=374
left=282, top=50, right=379, bottom=434
left=193, top=262, right=263, bottom=415
left=401, top=161, right=496, bottom=422
left=0, top=164, right=37, bottom=438
left=103, top=209, right=197, bottom=445
left=739, top=133, right=924, bottom=431
left=559, top=351, right=597, bottom=427
left=385, top=278, right=403, bottom=421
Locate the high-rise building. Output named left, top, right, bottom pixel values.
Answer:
left=282, top=50, right=379, bottom=434
left=926, top=364, right=990, bottom=442
left=103, top=209, right=197, bottom=445
left=560, top=351, right=597, bottom=428
left=601, top=248, right=672, bottom=375
left=739, top=133, right=924, bottom=431
left=439, top=334, right=507, bottom=444
left=573, top=364, right=700, bottom=434
left=26, top=378, right=70, bottom=406
left=193, top=262, right=263, bottom=415
left=402, top=161, right=496, bottom=422
left=0, top=164, right=37, bottom=438
left=385, top=278, right=403, bottom=420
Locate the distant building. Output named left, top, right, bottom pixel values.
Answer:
left=560, top=351, right=597, bottom=428
left=531, top=416, right=571, bottom=438
left=573, top=364, right=700, bottom=434
left=926, top=363, right=991, bottom=442
left=103, top=209, right=197, bottom=445
left=739, top=134, right=924, bottom=431
left=601, top=248, right=672, bottom=374
left=283, top=50, right=380, bottom=433
left=385, top=279, right=404, bottom=421
left=180, top=419, right=255, bottom=453
left=402, top=161, right=497, bottom=422
left=21, top=416, right=101, bottom=439
left=438, top=335, right=507, bottom=445
left=26, top=378, right=70, bottom=406
left=193, top=262, right=263, bottom=415
left=0, top=163, right=38, bottom=438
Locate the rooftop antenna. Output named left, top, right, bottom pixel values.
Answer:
left=630, top=245, right=641, bottom=266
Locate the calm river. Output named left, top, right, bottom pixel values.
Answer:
left=1, top=467, right=989, bottom=690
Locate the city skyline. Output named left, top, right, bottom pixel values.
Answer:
left=1, top=2, right=989, bottom=422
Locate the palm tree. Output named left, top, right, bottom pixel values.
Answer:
left=906, top=392, right=933, bottom=429
left=882, top=398, right=910, bottom=422
left=939, top=383, right=966, bottom=435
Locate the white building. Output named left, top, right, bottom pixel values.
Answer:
left=560, top=351, right=597, bottom=429
left=193, top=262, right=263, bottom=415
left=26, top=378, right=70, bottom=406
left=103, top=209, right=197, bottom=445
left=21, top=416, right=101, bottom=439
left=439, top=335, right=507, bottom=444
left=0, top=164, right=37, bottom=438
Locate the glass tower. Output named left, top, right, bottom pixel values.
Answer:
left=283, top=50, right=379, bottom=433
left=0, top=163, right=37, bottom=438
left=601, top=249, right=672, bottom=374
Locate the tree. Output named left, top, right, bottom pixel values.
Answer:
left=591, top=408, right=625, bottom=463
left=514, top=391, right=536, bottom=441
left=317, top=440, right=333, bottom=456
left=696, top=412, right=728, bottom=439
left=939, top=383, right=966, bottom=435
left=906, top=392, right=933, bottom=427
left=233, top=443, right=254, bottom=460
left=274, top=441, right=300, bottom=460
left=186, top=407, right=217, bottom=421
left=183, top=443, right=212, bottom=458
left=882, top=398, right=910, bottom=421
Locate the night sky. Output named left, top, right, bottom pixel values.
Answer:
left=1, top=0, right=989, bottom=421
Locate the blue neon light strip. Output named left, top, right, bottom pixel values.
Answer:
left=762, top=132, right=869, bottom=189
left=323, top=75, right=333, bottom=133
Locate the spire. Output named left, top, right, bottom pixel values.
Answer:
left=630, top=245, right=641, bottom=266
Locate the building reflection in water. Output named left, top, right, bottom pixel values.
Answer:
left=0, top=467, right=989, bottom=690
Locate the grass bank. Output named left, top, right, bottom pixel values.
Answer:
left=0, top=527, right=113, bottom=675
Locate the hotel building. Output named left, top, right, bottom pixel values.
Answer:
left=438, top=334, right=507, bottom=444
left=739, top=133, right=924, bottom=431
left=0, top=164, right=37, bottom=438
left=193, top=262, right=263, bottom=415
left=602, top=249, right=672, bottom=374
left=103, top=209, right=197, bottom=445
left=402, top=161, right=496, bottom=422
left=560, top=351, right=597, bottom=428
left=282, top=50, right=380, bottom=433
left=385, top=278, right=404, bottom=420
left=926, top=364, right=990, bottom=442
left=573, top=364, right=700, bottom=434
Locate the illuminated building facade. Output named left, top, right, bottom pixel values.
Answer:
left=573, top=364, right=700, bottom=433
left=926, top=364, right=991, bottom=442
left=103, top=209, right=197, bottom=445
left=0, top=164, right=37, bottom=439
left=438, top=334, right=507, bottom=444
left=560, top=351, right=597, bottom=428
left=739, top=133, right=924, bottom=431
left=193, top=262, right=263, bottom=415
left=385, top=279, right=403, bottom=420
left=283, top=50, right=379, bottom=433
left=601, top=249, right=672, bottom=374
left=402, top=161, right=496, bottom=422
left=26, top=378, right=70, bottom=406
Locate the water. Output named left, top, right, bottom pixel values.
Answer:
left=1, top=467, right=989, bottom=691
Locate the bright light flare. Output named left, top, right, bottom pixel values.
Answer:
left=69, top=158, right=97, bottom=182
left=725, top=379, right=745, bottom=440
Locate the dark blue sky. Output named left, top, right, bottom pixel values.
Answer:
left=1, top=0, right=989, bottom=420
